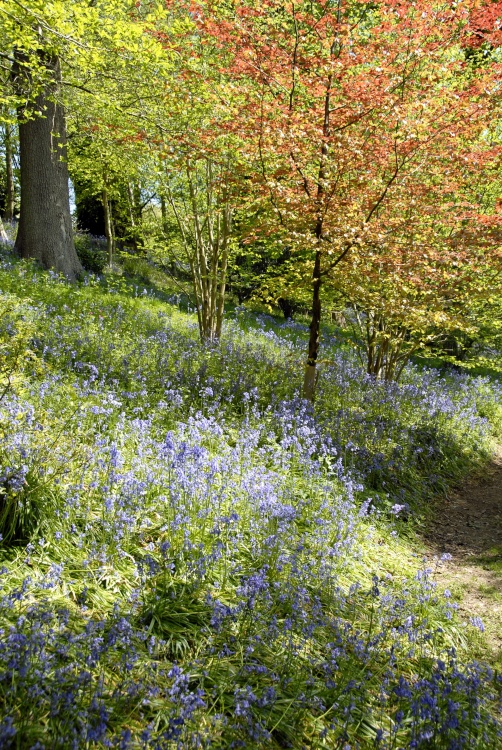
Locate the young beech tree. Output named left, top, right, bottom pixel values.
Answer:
left=146, top=9, right=248, bottom=342
left=258, top=130, right=502, bottom=380
left=163, top=156, right=234, bottom=341
left=186, top=0, right=501, bottom=398
left=316, top=118, right=502, bottom=379
left=155, top=92, right=243, bottom=342
left=336, top=236, right=502, bottom=380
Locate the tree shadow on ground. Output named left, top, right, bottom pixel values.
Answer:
left=424, top=446, right=502, bottom=664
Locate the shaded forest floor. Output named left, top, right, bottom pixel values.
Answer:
left=426, top=445, right=502, bottom=667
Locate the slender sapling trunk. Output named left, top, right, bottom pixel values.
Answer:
left=102, top=187, right=114, bottom=266
left=4, top=121, right=15, bottom=222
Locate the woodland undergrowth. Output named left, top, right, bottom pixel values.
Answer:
left=0, top=247, right=501, bottom=749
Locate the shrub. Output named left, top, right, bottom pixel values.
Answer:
left=74, top=233, right=108, bottom=274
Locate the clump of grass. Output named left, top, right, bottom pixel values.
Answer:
left=474, top=547, right=502, bottom=574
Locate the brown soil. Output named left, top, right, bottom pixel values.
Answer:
left=425, top=445, right=502, bottom=663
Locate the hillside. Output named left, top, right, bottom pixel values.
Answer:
left=0, top=248, right=501, bottom=749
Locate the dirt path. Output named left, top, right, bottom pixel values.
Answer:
left=425, top=445, right=502, bottom=665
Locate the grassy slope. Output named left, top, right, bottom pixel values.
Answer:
left=0, top=250, right=501, bottom=749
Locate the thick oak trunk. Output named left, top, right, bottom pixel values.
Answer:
left=14, top=55, right=82, bottom=280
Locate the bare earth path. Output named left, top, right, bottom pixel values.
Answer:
left=425, top=445, right=502, bottom=665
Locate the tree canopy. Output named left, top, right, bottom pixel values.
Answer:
left=0, top=0, right=501, bottom=389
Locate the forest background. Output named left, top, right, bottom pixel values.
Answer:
left=1, top=0, right=502, bottom=398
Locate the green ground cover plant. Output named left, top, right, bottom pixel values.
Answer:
left=0, top=247, right=500, bottom=748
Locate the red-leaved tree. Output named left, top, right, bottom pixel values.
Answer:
left=168, top=0, right=502, bottom=396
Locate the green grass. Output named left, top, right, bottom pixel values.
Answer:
left=474, top=547, right=502, bottom=574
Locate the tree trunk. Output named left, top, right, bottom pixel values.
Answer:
left=127, top=183, right=136, bottom=228
left=302, top=249, right=322, bottom=401
left=13, top=54, right=82, bottom=280
left=102, top=188, right=114, bottom=266
left=302, top=73, right=332, bottom=401
left=133, top=183, right=142, bottom=224
left=4, top=120, right=15, bottom=222
left=215, top=206, right=231, bottom=339
left=160, top=193, right=168, bottom=235
left=278, top=297, right=295, bottom=320
left=126, top=182, right=139, bottom=253
left=0, top=216, right=8, bottom=242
